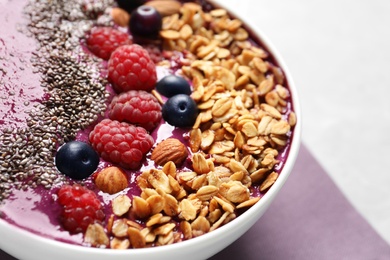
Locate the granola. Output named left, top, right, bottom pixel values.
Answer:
left=96, top=1, right=296, bottom=248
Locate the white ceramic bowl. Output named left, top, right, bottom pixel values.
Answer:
left=0, top=1, right=301, bottom=259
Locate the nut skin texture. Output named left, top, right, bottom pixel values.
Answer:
left=94, top=166, right=128, bottom=194
left=151, top=138, right=188, bottom=166
left=111, top=8, right=131, bottom=27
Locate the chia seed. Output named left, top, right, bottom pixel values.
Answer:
left=0, top=0, right=114, bottom=201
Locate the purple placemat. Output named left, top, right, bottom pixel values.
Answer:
left=210, top=144, right=390, bottom=259
left=1, top=144, right=389, bottom=259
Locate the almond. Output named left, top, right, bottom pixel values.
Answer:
left=151, top=138, right=188, bottom=166
left=145, top=0, right=182, bottom=17
left=94, top=166, right=128, bottom=194
left=111, top=7, right=130, bottom=27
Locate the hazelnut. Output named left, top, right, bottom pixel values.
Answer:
left=111, top=7, right=130, bottom=27
left=94, top=166, right=128, bottom=194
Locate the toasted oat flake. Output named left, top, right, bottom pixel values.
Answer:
left=148, top=169, right=173, bottom=194
left=85, top=224, right=110, bottom=247
left=110, top=237, right=130, bottom=250
left=132, top=196, right=152, bottom=219
left=196, top=185, right=219, bottom=201
left=210, top=211, right=230, bottom=231
left=112, top=219, right=129, bottom=238
left=288, top=111, right=297, bottom=126
left=160, top=29, right=181, bottom=40
left=191, top=216, right=210, bottom=237
left=112, top=194, right=132, bottom=217
left=236, top=197, right=261, bottom=209
left=163, top=193, right=180, bottom=216
left=154, top=223, right=176, bottom=236
left=213, top=196, right=235, bottom=213
left=127, top=227, right=146, bottom=248
left=210, top=8, right=227, bottom=17
left=260, top=172, right=279, bottom=192
left=179, top=199, right=198, bottom=220
left=146, top=194, right=165, bottom=215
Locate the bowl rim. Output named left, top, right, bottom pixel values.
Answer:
left=0, top=0, right=302, bottom=258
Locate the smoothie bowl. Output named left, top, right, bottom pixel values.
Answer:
left=0, top=0, right=301, bottom=259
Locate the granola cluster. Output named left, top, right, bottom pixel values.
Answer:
left=84, top=2, right=296, bottom=248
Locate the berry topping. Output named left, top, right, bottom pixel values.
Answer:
left=55, top=141, right=99, bottom=180
left=86, top=27, right=132, bottom=60
left=57, top=184, right=105, bottom=234
left=156, top=74, right=192, bottom=97
left=129, top=5, right=162, bottom=39
left=107, top=44, right=157, bottom=93
left=89, top=119, right=154, bottom=169
left=109, top=90, right=162, bottom=131
left=162, top=94, right=198, bottom=127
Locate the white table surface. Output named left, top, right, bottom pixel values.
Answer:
left=218, top=0, right=390, bottom=245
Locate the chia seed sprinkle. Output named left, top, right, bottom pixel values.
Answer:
left=0, top=0, right=115, bottom=201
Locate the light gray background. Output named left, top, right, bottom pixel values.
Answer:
left=217, top=0, right=390, bottom=244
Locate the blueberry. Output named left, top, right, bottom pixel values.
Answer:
left=162, top=94, right=198, bottom=127
left=156, top=75, right=192, bottom=98
left=129, top=6, right=162, bottom=39
left=116, top=0, right=146, bottom=13
left=55, top=141, right=99, bottom=180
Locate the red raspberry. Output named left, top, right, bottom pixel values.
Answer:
left=107, top=44, right=157, bottom=93
left=57, top=184, right=105, bottom=234
left=89, top=119, right=154, bottom=169
left=109, top=90, right=161, bottom=131
left=86, top=27, right=132, bottom=60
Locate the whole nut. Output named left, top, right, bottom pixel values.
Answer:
left=94, top=166, right=128, bottom=194
left=145, top=0, right=182, bottom=17
left=151, top=138, right=188, bottom=166
left=111, top=7, right=130, bottom=27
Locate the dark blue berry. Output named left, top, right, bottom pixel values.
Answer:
left=116, top=0, right=146, bottom=13
left=162, top=94, right=198, bottom=127
left=156, top=75, right=192, bottom=97
left=55, top=141, right=99, bottom=180
left=129, top=6, right=162, bottom=39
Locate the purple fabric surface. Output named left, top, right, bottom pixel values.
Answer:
left=1, top=144, right=389, bottom=259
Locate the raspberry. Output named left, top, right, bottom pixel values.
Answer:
left=57, top=184, right=105, bottom=234
left=89, top=119, right=154, bottom=169
left=86, top=27, right=132, bottom=60
left=107, top=44, right=157, bottom=93
left=109, top=90, right=161, bottom=131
